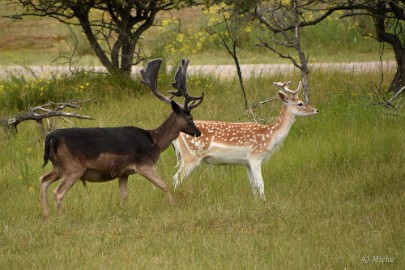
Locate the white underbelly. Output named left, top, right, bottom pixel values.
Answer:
left=202, top=145, right=250, bottom=165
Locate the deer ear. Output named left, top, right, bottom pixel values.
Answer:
left=171, top=100, right=183, bottom=114
left=278, top=91, right=290, bottom=103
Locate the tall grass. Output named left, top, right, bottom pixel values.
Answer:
left=0, top=71, right=143, bottom=114
left=0, top=70, right=403, bottom=269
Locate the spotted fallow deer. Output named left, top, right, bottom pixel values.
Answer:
left=172, top=81, right=318, bottom=200
left=39, top=59, right=204, bottom=218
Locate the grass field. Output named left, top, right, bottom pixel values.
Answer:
left=0, top=69, right=404, bottom=269
left=0, top=2, right=404, bottom=269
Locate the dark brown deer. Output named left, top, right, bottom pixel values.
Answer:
left=39, top=59, right=204, bottom=218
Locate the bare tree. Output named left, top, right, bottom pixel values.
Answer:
left=8, top=0, right=194, bottom=75
left=342, top=0, right=405, bottom=93
left=205, top=2, right=248, bottom=110
left=254, top=0, right=311, bottom=103
left=251, top=0, right=405, bottom=93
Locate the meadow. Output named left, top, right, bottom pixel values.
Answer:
left=0, top=69, right=404, bottom=269
left=0, top=3, right=404, bottom=270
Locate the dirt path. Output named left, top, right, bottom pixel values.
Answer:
left=0, top=61, right=396, bottom=79
left=188, top=61, right=396, bottom=78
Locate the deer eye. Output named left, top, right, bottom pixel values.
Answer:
left=298, top=102, right=304, bottom=107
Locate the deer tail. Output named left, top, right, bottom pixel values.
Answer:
left=42, top=134, right=56, bottom=168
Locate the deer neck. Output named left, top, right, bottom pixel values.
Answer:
left=270, top=104, right=296, bottom=142
left=150, top=113, right=182, bottom=152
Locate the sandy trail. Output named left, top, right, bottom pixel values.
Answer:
left=0, top=61, right=396, bottom=79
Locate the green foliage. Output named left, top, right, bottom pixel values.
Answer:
left=0, top=3, right=392, bottom=66
left=0, top=72, right=143, bottom=113
left=154, top=5, right=384, bottom=63
left=300, top=13, right=379, bottom=60
left=0, top=71, right=404, bottom=269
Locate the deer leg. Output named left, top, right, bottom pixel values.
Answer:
left=118, top=176, right=128, bottom=206
left=247, top=160, right=266, bottom=201
left=138, top=165, right=174, bottom=205
left=39, top=168, right=61, bottom=218
left=173, top=156, right=202, bottom=189
left=52, top=172, right=82, bottom=215
left=246, top=165, right=257, bottom=196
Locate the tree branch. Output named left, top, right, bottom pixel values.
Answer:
left=1, top=101, right=94, bottom=132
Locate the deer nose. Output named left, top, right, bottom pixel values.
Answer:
left=194, top=129, right=201, bottom=137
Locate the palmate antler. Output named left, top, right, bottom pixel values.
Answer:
left=140, top=58, right=204, bottom=112
left=140, top=59, right=169, bottom=104
left=273, top=81, right=302, bottom=99
left=170, top=59, right=204, bottom=111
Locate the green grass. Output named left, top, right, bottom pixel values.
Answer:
left=0, top=2, right=403, bottom=269
left=0, top=70, right=404, bottom=269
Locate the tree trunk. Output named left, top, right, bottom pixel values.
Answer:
left=301, top=68, right=310, bottom=103
left=374, top=0, right=405, bottom=92
left=71, top=7, right=114, bottom=73
left=293, top=0, right=310, bottom=103
left=121, top=36, right=136, bottom=76
left=234, top=52, right=248, bottom=110
left=390, top=45, right=405, bottom=92
left=120, top=10, right=157, bottom=76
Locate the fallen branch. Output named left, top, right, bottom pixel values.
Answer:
left=368, top=84, right=405, bottom=114
left=2, top=101, right=94, bottom=132
left=249, top=96, right=277, bottom=111
left=242, top=96, right=277, bottom=124
left=388, top=85, right=405, bottom=104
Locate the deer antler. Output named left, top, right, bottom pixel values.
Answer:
left=171, top=59, right=204, bottom=111
left=170, top=59, right=190, bottom=97
left=273, top=81, right=302, bottom=99
left=141, top=58, right=204, bottom=111
left=140, top=58, right=172, bottom=105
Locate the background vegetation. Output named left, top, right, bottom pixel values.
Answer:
left=0, top=5, right=393, bottom=66
left=0, top=3, right=404, bottom=270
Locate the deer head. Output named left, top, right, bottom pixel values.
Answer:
left=273, top=81, right=318, bottom=116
